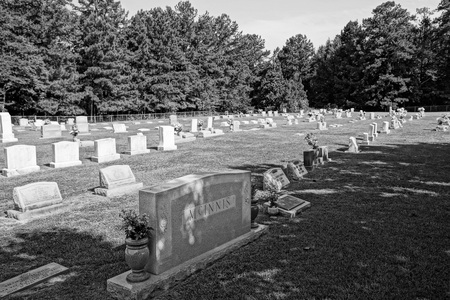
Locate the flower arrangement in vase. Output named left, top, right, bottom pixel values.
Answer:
left=119, top=209, right=154, bottom=283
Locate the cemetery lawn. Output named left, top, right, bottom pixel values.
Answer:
left=1, top=114, right=449, bottom=299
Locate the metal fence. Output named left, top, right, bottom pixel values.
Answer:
left=404, top=105, right=450, bottom=112
left=11, top=111, right=215, bottom=125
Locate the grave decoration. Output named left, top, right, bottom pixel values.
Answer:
left=107, top=171, right=267, bottom=299
left=418, top=107, right=425, bottom=117
left=119, top=209, right=153, bottom=282
left=303, top=133, right=319, bottom=171
left=257, top=188, right=280, bottom=216
left=172, top=123, right=183, bottom=135
left=94, top=165, right=143, bottom=197
left=437, top=114, right=450, bottom=126
left=6, top=182, right=64, bottom=220
left=197, top=119, right=204, bottom=131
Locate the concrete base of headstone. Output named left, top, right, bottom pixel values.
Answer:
left=2, top=166, right=40, bottom=177
left=123, top=149, right=151, bottom=156
left=0, top=134, right=18, bottom=143
left=197, top=130, right=224, bottom=138
left=157, top=144, right=177, bottom=151
left=6, top=203, right=66, bottom=221
left=50, top=160, right=82, bottom=168
left=94, top=182, right=143, bottom=198
left=91, top=153, right=121, bottom=163
left=106, top=225, right=268, bottom=300
left=174, top=135, right=196, bottom=144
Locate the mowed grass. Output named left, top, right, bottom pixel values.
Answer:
left=0, top=113, right=449, bottom=300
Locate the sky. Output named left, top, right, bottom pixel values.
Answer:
left=117, top=0, right=443, bottom=51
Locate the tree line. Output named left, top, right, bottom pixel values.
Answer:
left=0, top=0, right=449, bottom=116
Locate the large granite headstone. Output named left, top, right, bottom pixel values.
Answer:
left=107, top=171, right=267, bottom=299
left=94, top=165, right=143, bottom=197
left=2, top=145, right=40, bottom=177
left=6, top=182, right=64, bottom=220
left=0, top=112, right=18, bottom=143
left=169, top=115, right=177, bottom=125
left=50, top=141, right=82, bottom=168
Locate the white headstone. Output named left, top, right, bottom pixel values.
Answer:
left=0, top=112, right=18, bottom=143
left=113, top=123, right=127, bottom=133
left=94, top=165, right=143, bottom=197
left=191, top=119, right=198, bottom=133
left=2, top=145, right=40, bottom=177
left=124, top=134, right=150, bottom=155
left=157, top=126, right=177, bottom=151
left=206, top=117, right=213, bottom=130
left=19, top=118, right=29, bottom=127
left=347, top=137, right=359, bottom=153
left=263, top=168, right=290, bottom=192
left=91, top=138, right=120, bottom=163
left=50, top=141, right=81, bottom=168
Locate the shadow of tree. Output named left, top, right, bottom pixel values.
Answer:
left=0, top=228, right=127, bottom=299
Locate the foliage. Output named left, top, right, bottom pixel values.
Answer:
left=119, top=209, right=153, bottom=240
left=173, top=122, right=183, bottom=133
left=304, top=132, right=319, bottom=149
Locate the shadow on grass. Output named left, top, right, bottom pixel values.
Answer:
left=0, top=228, right=126, bottom=300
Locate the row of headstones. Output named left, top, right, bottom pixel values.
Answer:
left=6, top=164, right=142, bottom=221
left=2, top=131, right=157, bottom=177
left=346, top=119, right=405, bottom=153
left=0, top=113, right=91, bottom=143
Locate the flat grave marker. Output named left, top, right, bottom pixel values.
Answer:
left=0, top=263, right=68, bottom=298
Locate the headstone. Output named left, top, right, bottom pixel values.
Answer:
left=157, top=126, right=177, bottom=151
left=19, top=118, right=29, bottom=127
left=40, top=125, right=62, bottom=139
left=369, top=124, right=375, bottom=141
left=0, top=263, right=68, bottom=298
left=34, top=120, right=45, bottom=127
left=206, top=117, right=213, bottom=130
left=60, top=124, right=67, bottom=131
left=381, top=121, right=390, bottom=134
left=261, top=112, right=266, bottom=117
left=276, top=194, right=311, bottom=218
left=91, top=138, right=120, bottom=163
left=75, top=116, right=89, bottom=134
left=350, top=108, right=354, bottom=113
left=67, top=118, right=74, bottom=125
left=370, top=112, right=375, bottom=120
left=318, top=146, right=329, bottom=162
left=285, top=161, right=308, bottom=181
left=0, top=112, right=18, bottom=143
left=346, top=137, right=359, bottom=153
left=94, top=165, right=143, bottom=197
left=232, top=121, right=241, bottom=132
left=113, top=123, right=127, bottom=133
left=190, top=119, right=198, bottom=133
left=6, top=182, right=64, bottom=220
left=2, top=145, right=40, bottom=177
left=317, top=122, right=327, bottom=130
left=363, top=133, right=370, bottom=145
left=372, top=123, right=378, bottom=137
left=346, top=112, right=352, bottom=118
left=169, top=115, right=177, bottom=125
left=263, top=168, right=290, bottom=191
left=140, top=170, right=251, bottom=274
left=124, top=134, right=150, bottom=155
left=50, top=141, right=82, bottom=168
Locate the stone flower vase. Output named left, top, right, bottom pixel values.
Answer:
left=267, top=206, right=279, bottom=216
left=250, top=199, right=259, bottom=228
left=125, top=237, right=151, bottom=283
left=303, top=149, right=318, bottom=171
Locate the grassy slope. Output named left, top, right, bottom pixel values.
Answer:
left=0, top=114, right=449, bottom=300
